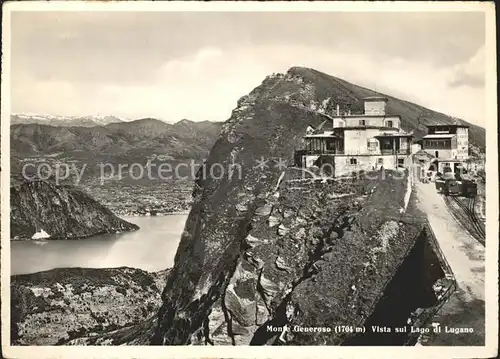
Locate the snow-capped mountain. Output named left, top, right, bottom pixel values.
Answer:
left=11, top=113, right=126, bottom=127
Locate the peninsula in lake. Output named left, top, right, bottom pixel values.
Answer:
left=10, top=180, right=139, bottom=241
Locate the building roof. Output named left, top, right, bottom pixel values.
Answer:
left=414, top=150, right=435, bottom=159
left=426, top=123, right=469, bottom=128
left=375, top=131, right=413, bottom=138
left=423, top=134, right=456, bottom=139
left=363, top=96, right=388, bottom=102
left=305, top=132, right=337, bottom=138
left=338, top=126, right=401, bottom=131
left=329, top=114, right=401, bottom=119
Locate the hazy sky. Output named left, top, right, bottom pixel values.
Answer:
left=10, top=11, right=487, bottom=126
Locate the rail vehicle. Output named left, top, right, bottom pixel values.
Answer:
left=435, top=173, right=477, bottom=197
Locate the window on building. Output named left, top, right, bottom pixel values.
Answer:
left=367, top=139, right=378, bottom=150
left=397, top=158, right=405, bottom=167
left=350, top=158, right=357, bottom=165
left=359, top=120, right=366, bottom=126
left=326, top=139, right=336, bottom=151
left=380, top=138, right=393, bottom=150
left=378, top=158, right=383, bottom=164
left=386, top=120, right=393, bottom=127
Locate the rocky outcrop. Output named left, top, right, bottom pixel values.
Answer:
left=11, top=267, right=170, bottom=345
left=10, top=180, right=138, bottom=240
left=151, top=68, right=426, bottom=345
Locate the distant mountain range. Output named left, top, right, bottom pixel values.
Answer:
left=10, top=117, right=224, bottom=178
left=11, top=113, right=126, bottom=127
left=11, top=117, right=222, bottom=157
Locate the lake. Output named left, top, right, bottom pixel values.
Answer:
left=11, top=215, right=187, bottom=275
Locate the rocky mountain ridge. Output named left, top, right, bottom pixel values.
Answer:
left=150, top=67, right=455, bottom=345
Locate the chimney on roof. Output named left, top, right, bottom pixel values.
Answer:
left=336, top=104, right=340, bottom=116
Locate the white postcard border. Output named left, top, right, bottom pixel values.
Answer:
left=1, top=2, right=497, bottom=358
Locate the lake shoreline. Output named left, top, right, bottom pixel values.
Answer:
left=10, top=212, right=189, bottom=241
left=11, top=214, right=187, bottom=276
left=122, top=211, right=190, bottom=217
left=10, top=228, right=140, bottom=241
left=11, top=265, right=171, bottom=278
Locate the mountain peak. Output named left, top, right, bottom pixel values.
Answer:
left=287, top=65, right=317, bottom=75
left=286, top=66, right=334, bottom=81
left=175, top=118, right=194, bottom=126
left=131, top=117, right=166, bottom=124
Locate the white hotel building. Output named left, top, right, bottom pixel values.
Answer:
left=295, top=97, right=414, bottom=177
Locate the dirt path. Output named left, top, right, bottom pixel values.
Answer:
left=415, top=182, right=485, bottom=345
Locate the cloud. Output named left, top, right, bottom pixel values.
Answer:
left=156, top=47, right=225, bottom=83
left=11, top=11, right=485, bottom=86
left=448, top=46, right=485, bottom=88
left=11, top=44, right=486, bottom=127
left=11, top=75, right=79, bottom=116
left=10, top=11, right=486, bottom=125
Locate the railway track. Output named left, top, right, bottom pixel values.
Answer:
left=444, top=196, right=485, bottom=245
left=458, top=196, right=486, bottom=241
